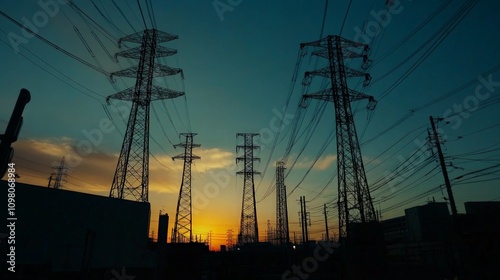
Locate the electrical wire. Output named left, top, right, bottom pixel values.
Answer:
left=0, top=10, right=110, bottom=76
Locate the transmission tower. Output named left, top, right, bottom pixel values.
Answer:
left=107, top=29, right=184, bottom=202
left=48, top=156, right=68, bottom=189
left=275, top=161, right=289, bottom=245
left=300, top=35, right=377, bottom=240
left=172, top=133, right=200, bottom=243
left=236, top=133, right=260, bottom=244
left=226, top=229, right=234, bottom=250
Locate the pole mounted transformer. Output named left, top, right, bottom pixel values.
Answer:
left=107, top=29, right=184, bottom=202
left=300, top=35, right=377, bottom=240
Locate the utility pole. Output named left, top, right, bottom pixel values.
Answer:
left=172, top=133, right=200, bottom=243
left=323, top=204, right=330, bottom=241
left=300, top=35, right=377, bottom=240
left=299, top=196, right=309, bottom=244
left=107, top=29, right=184, bottom=202
left=236, top=133, right=260, bottom=244
left=429, top=116, right=458, bottom=219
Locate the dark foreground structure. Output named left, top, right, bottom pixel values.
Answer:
left=1, top=182, right=499, bottom=279
left=0, top=181, right=154, bottom=279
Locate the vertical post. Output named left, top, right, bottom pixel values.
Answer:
left=429, top=116, right=458, bottom=219
left=300, top=196, right=309, bottom=243
left=324, top=204, right=329, bottom=241
left=300, top=196, right=306, bottom=244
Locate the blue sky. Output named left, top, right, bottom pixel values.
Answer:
left=1, top=0, right=500, bottom=247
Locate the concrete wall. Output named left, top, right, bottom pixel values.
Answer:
left=0, top=181, right=152, bottom=272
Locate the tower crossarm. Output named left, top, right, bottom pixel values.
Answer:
left=106, top=85, right=184, bottom=103
left=300, top=35, right=369, bottom=52
left=312, top=47, right=368, bottom=60
left=111, top=64, right=183, bottom=79
left=172, top=154, right=200, bottom=161
left=302, top=88, right=377, bottom=110
left=236, top=170, right=261, bottom=175
left=304, top=66, right=369, bottom=80
left=116, top=45, right=178, bottom=59
left=118, top=29, right=178, bottom=46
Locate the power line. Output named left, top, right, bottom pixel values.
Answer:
left=338, top=0, right=353, bottom=36
left=136, top=0, right=148, bottom=29
left=0, top=10, right=109, bottom=76
left=0, top=29, right=106, bottom=103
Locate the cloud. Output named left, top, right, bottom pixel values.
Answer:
left=9, top=138, right=237, bottom=197
left=10, top=138, right=181, bottom=195
left=314, top=154, right=337, bottom=170
left=196, top=148, right=235, bottom=173
left=294, top=154, right=337, bottom=171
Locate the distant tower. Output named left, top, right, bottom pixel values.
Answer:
left=172, top=133, right=200, bottom=243
left=266, top=220, right=273, bottom=243
left=300, top=35, right=377, bottom=239
left=299, top=196, right=309, bottom=244
left=275, top=161, right=289, bottom=245
left=107, top=29, right=184, bottom=202
left=236, top=133, right=260, bottom=244
left=49, top=156, right=68, bottom=189
left=226, top=229, right=234, bottom=250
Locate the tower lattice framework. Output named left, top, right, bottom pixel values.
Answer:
left=301, top=35, right=377, bottom=239
left=236, top=133, right=260, bottom=244
left=49, top=156, right=68, bottom=189
left=172, top=133, right=200, bottom=243
left=275, top=161, right=289, bottom=245
left=107, top=29, right=184, bottom=202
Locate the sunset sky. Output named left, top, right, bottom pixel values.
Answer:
left=1, top=0, right=500, bottom=250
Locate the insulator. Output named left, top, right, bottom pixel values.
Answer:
left=362, top=56, right=372, bottom=70
left=300, top=47, right=308, bottom=57
left=363, top=74, right=372, bottom=87
left=363, top=45, right=371, bottom=56
left=366, top=100, right=377, bottom=111
left=299, top=97, right=310, bottom=109
left=302, top=74, right=312, bottom=86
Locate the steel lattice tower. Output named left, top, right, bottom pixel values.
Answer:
left=107, top=29, right=184, bottom=202
left=301, top=35, right=377, bottom=239
left=275, top=161, right=289, bottom=245
left=49, top=156, right=68, bottom=189
left=236, top=133, right=260, bottom=244
left=172, top=133, right=200, bottom=243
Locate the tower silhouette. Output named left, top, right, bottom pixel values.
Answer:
left=275, top=161, right=289, bottom=245
left=107, top=29, right=184, bottom=202
left=172, top=133, right=200, bottom=243
left=301, top=35, right=377, bottom=239
left=236, top=133, right=260, bottom=244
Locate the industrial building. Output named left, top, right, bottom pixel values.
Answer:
left=382, top=201, right=500, bottom=279
left=0, top=181, right=154, bottom=279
